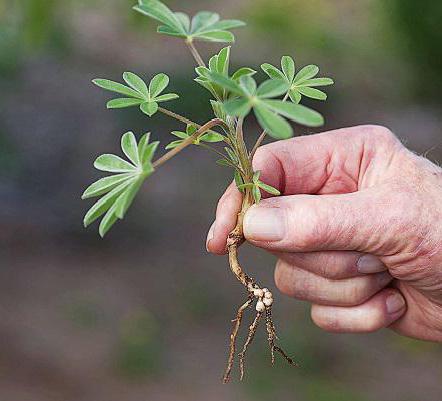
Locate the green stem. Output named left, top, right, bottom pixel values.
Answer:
left=158, top=107, right=198, bottom=127
left=185, top=39, right=206, bottom=67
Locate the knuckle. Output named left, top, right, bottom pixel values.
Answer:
left=361, top=124, right=397, bottom=143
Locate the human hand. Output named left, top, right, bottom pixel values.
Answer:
left=206, top=125, right=442, bottom=342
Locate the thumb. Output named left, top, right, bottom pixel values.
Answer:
left=243, top=187, right=402, bottom=254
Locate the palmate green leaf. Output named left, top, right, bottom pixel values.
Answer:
left=239, top=75, right=257, bottom=96
left=261, top=63, right=286, bottom=80
left=262, top=100, right=324, bottom=127
left=140, top=101, right=159, bottom=116
left=298, top=77, right=334, bottom=87
left=281, top=56, right=295, bottom=82
left=217, top=46, right=230, bottom=75
left=175, top=11, right=190, bottom=32
left=234, top=170, right=245, bottom=193
left=257, top=181, right=281, bottom=196
left=107, top=98, right=144, bottom=109
left=252, top=185, right=262, bottom=203
left=198, top=131, right=224, bottom=143
left=114, top=178, right=144, bottom=220
left=297, top=86, right=327, bottom=100
left=194, top=30, right=234, bottom=43
left=148, top=73, right=168, bottom=98
left=171, top=130, right=188, bottom=139
left=82, top=173, right=134, bottom=199
left=123, top=72, right=149, bottom=97
left=254, top=104, right=293, bottom=140
left=93, top=79, right=143, bottom=99
left=134, top=0, right=184, bottom=34
left=231, top=67, right=256, bottom=81
left=121, top=132, right=140, bottom=165
left=83, top=131, right=159, bottom=236
left=256, top=79, right=288, bottom=98
left=223, top=98, right=252, bottom=117
left=154, top=93, right=179, bottom=102
left=289, top=89, right=302, bottom=104
left=252, top=170, right=261, bottom=183
left=94, top=154, right=136, bottom=173
left=84, top=179, right=135, bottom=228
left=209, top=20, right=245, bottom=31
left=165, top=139, right=184, bottom=150
left=207, top=72, right=244, bottom=96
left=191, top=11, right=219, bottom=33
left=293, top=65, right=319, bottom=84
left=156, top=25, right=187, bottom=38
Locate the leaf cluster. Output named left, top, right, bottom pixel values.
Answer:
left=82, top=132, right=158, bottom=236
left=93, top=72, right=178, bottom=117
left=134, top=0, right=245, bottom=43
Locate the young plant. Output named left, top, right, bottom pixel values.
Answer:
left=82, top=0, right=334, bottom=382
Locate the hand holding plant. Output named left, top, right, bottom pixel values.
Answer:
left=82, top=0, right=334, bottom=381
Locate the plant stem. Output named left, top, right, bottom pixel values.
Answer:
left=185, top=39, right=206, bottom=67
left=158, top=107, right=198, bottom=127
left=153, top=118, right=224, bottom=168
left=250, top=91, right=291, bottom=159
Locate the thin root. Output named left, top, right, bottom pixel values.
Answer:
left=222, top=297, right=253, bottom=383
left=239, top=311, right=263, bottom=381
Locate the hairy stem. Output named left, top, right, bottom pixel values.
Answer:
left=153, top=118, right=224, bottom=168
left=158, top=107, right=198, bottom=126
left=185, top=39, right=206, bottom=67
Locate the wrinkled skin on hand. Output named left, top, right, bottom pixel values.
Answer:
left=207, top=125, right=442, bottom=342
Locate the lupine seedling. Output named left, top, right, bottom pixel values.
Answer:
left=83, top=0, right=333, bottom=382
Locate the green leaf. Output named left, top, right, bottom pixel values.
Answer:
left=123, top=72, right=148, bottom=97
left=82, top=173, right=134, bottom=199
left=193, top=30, right=234, bottom=43
left=195, top=66, right=210, bottom=78
left=93, top=79, right=142, bottom=98
left=154, top=93, right=179, bottom=102
left=232, top=67, right=256, bottom=81
left=94, top=154, right=136, bottom=173
left=83, top=179, right=134, bottom=227
left=171, top=130, right=188, bottom=139
left=191, top=11, right=219, bottom=33
left=217, top=46, right=230, bottom=75
left=252, top=185, right=261, bottom=203
left=294, top=65, right=319, bottom=84
left=223, top=98, right=252, bottom=117
left=262, top=100, right=324, bottom=127
left=141, top=141, right=159, bottom=169
left=297, top=86, right=327, bottom=100
left=239, top=75, right=256, bottom=96
left=209, top=20, right=245, bottom=31
left=134, top=0, right=184, bottom=33
left=165, top=139, right=184, bottom=150
left=140, top=101, right=159, bottom=117
left=289, top=89, right=301, bottom=104
left=157, top=25, right=187, bottom=38
left=149, top=73, right=169, bottom=98
left=257, top=181, right=280, bottom=196
left=281, top=56, right=295, bottom=82
left=121, top=132, right=140, bottom=166
left=115, top=178, right=145, bottom=219
left=107, top=98, right=143, bottom=109
left=256, top=79, right=288, bottom=98
left=199, top=131, right=224, bottom=143
left=216, top=158, right=236, bottom=168
left=98, top=201, right=119, bottom=237
left=186, top=125, right=198, bottom=135
left=210, top=100, right=227, bottom=120
left=175, top=12, right=190, bottom=33
left=137, top=132, right=151, bottom=162
left=234, top=170, right=244, bottom=193
left=298, top=77, right=334, bottom=87
left=252, top=170, right=261, bottom=183
left=254, top=104, right=293, bottom=139
left=261, top=63, right=285, bottom=80
left=224, top=147, right=238, bottom=163
left=207, top=72, right=244, bottom=95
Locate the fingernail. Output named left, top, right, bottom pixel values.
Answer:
left=243, top=206, right=285, bottom=241
left=357, top=254, right=387, bottom=274
left=206, top=221, right=215, bottom=252
left=386, top=293, right=406, bottom=315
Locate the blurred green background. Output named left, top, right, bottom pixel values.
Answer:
left=0, top=1, right=441, bottom=400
